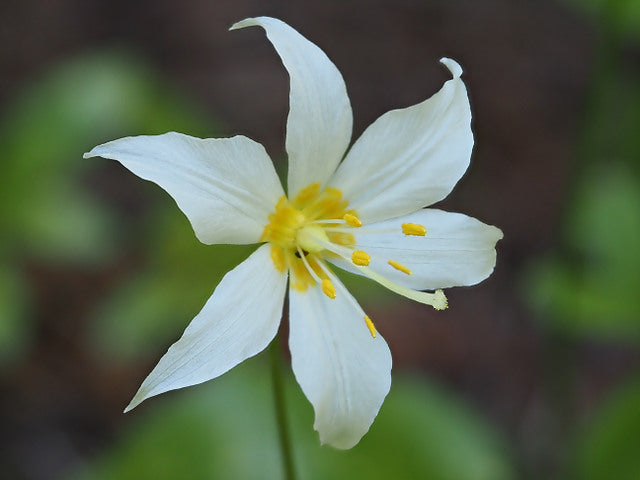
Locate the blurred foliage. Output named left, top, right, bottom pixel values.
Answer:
left=67, top=360, right=514, bottom=480
left=573, top=377, right=640, bottom=480
left=525, top=0, right=640, bottom=478
left=527, top=0, right=640, bottom=341
left=0, top=55, right=112, bottom=264
left=507, top=2, right=640, bottom=480
left=0, top=49, right=210, bottom=262
left=0, top=264, right=29, bottom=367
left=527, top=164, right=640, bottom=339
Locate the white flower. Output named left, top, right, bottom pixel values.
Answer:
left=84, top=17, right=502, bottom=449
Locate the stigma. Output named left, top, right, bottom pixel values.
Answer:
left=296, top=224, right=330, bottom=253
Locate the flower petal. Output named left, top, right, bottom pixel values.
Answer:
left=231, top=17, right=353, bottom=198
left=329, top=209, right=503, bottom=290
left=124, top=244, right=286, bottom=412
left=329, top=58, right=472, bottom=223
left=288, top=275, right=392, bottom=449
left=84, top=132, right=283, bottom=245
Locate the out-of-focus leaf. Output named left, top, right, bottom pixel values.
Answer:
left=0, top=49, right=214, bottom=263
left=526, top=165, right=640, bottom=339
left=574, top=377, right=640, bottom=480
left=15, top=185, right=116, bottom=264
left=0, top=262, right=30, bottom=368
left=67, top=360, right=514, bottom=480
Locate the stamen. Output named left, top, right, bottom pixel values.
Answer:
left=388, top=259, right=411, bottom=275
left=322, top=278, right=337, bottom=299
left=355, top=266, right=448, bottom=310
left=297, top=246, right=336, bottom=300
left=313, top=257, right=335, bottom=281
left=305, top=234, right=354, bottom=259
left=345, top=227, right=397, bottom=234
left=401, top=223, right=426, bottom=236
left=364, top=316, right=377, bottom=338
left=320, top=227, right=359, bottom=234
left=297, top=247, right=322, bottom=284
left=319, top=265, right=379, bottom=338
left=310, top=219, right=345, bottom=225
left=343, top=213, right=362, bottom=227
left=351, top=250, right=371, bottom=266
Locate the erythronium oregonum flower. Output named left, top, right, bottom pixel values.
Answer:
left=85, top=17, right=502, bottom=449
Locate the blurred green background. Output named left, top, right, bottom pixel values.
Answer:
left=1, top=0, right=639, bottom=479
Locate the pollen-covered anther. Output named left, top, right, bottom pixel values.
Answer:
left=322, top=278, right=337, bottom=299
left=433, top=289, right=448, bottom=310
left=343, top=213, right=362, bottom=227
left=388, top=260, right=411, bottom=275
left=351, top=250, right=371, bottom=266
left=401, top=223, right=426, bottom=236
left=364, top=316, right=377, bottom=338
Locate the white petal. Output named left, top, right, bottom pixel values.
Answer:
left=288, top=276, right=392, bottom=449
left=231, top=17, right=353, bottom=198
left=329, top=209, right=503, bottom=290
left=329, top=58, right=472, bottom=223
left=124, top=244, right=286, bottom=411
left=84, top=132, right=283, bottom=245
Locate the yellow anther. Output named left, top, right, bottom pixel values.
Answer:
left=343, top=213, right=362, bottom=227
left=364, top=316, right=377, bottom=338
left=351, top=250, right=371, bottom=266
left=322, top=278, right=337, bottom=299
left=401, top=223, right=426, bottom=236
left=388, top=260, right=411, bottom=275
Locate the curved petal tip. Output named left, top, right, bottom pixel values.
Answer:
left=439, top=57, right=463, bottom=78
left=230, top=16, right=276, bottom=31
left=229, top=17, right=255, bottom=31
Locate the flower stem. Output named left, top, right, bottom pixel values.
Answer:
left=270, top=334, right=296, bottom=480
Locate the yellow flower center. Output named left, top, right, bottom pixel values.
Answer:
left=260, top=182, right=356, bottom=293
left=260, top=182, right=448, bottom=338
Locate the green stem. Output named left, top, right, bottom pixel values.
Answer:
left=270, top=334, right=296, bottom=480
